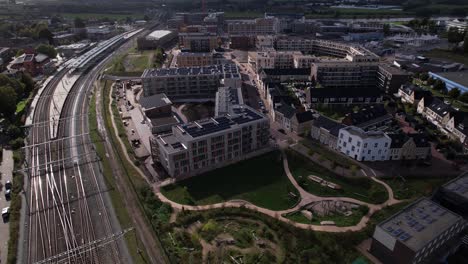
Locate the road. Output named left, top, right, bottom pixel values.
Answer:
left=21, top=26, right=156, bottom=264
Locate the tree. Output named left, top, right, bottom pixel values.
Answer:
left=20, top=72, right=35, bottom=95
left=0, top=85, right=17, bottom=118
left=448, top=88, right=461, bottom=99
left=447, top=27, right=464, bottom=44
left=420, top=72, right=429, bottom=81
left=36, top=44, right=57, bottom=58
left=458, top=93, right=468, bottom=103
left=38, top=28, right=53, bottom=44
left=383, top=24, right=391, bottom=36
left=74, top=17, right=85, bottom=28
left=0, top=74, right=24, bottom=95
left=433, top=80, right=446, bottom=91
left=427, top=78, right=436, bottom=86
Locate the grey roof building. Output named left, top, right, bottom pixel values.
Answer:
left=370, top=198, right=466, bottom=264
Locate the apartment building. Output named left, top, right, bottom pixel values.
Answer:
left=179, top=32, right=218, bottom=52
left=293, top=53, right=319, bottom=68
left=215, top=86, right=244, bottom=116
left=152, top=106, right=270, bottom=178
left=338, top=126, right=391, bottom=162
left=227, top=17, right=279, bottom=35
left=377, top=64, right=410, bottom=94
left=141, top=64, right=241, bottom=100
left=256, top=35, right=276, bottom=51
left=176, top=52, right=214, bottom=67
left=311, top=61, right=380, bottom=89
left=248, top=51, right=301, bottom=72
left=275, top=37, right=314, bottom=53
left=370, top=198, right=466, bottom=264
left=306, top=87, right=383, bottom=107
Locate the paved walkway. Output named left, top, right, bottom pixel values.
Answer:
left=0, top=149, right=14, bottom=264
left=156, top=148, right=403, bottom=232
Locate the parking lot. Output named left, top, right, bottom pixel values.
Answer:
left=0, top=149, right=13, bottom=263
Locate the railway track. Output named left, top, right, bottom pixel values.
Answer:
left=23, top=24, right=157, bottom=264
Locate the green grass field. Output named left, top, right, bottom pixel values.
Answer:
left=161, top=151, right=299, bottom=211
left=383, top=177, right=450, bottom=200
left=285, top=150, right=388, bottom=204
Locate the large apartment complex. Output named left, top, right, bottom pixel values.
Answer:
left=152, top=106, right=270, bottom=178
left=141, top=64, right=241, bottom=100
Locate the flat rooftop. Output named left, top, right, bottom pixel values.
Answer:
left=442, top=174, right=468, bottom=201
left=140, top=93, right=172, bottom=110
left=142, top=64, right=239, bottom=78
left=146, top=30, right=173, bottom=40
left=432, top=71, right=468, bottom=88
left=378, top=198, right=463, bottom=252
left=179, top=106, right=264, bottom=138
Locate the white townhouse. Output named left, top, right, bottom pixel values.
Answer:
left=338, top=126, right=391, bottom=162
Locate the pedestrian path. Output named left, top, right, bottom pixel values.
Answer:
left=155, top=149, right=404, bottom=232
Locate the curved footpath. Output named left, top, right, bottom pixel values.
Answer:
left=105, top=84, right=403, bottom=232
left=155, top=149, right=403, bottom=232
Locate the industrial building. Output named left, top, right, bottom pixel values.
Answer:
left=137, top=30, right=177, bottom=50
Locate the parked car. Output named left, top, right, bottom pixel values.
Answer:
left=5, top=180, right=12, bottom=190
left=2, top=207, right=9, bottom=222
left=5, top=189, right=11, bottom=200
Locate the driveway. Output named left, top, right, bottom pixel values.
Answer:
left=0, top=149, right=13, bottom=263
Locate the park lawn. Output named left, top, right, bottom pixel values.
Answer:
left=285, top=150, right=388, bottom=204
left=124, top=51, right=152, bottom=73
left=300, top=138, right=357, bottom=169
left=161, top=151, right=299, bottom=211
left=383, top=177, right=451, bottom=200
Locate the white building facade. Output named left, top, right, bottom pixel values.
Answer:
left=338, top=126, right=391, bottom=162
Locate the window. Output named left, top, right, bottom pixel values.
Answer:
left=384, top=142, right=388, bottom=147
left=378, top=149, right=382, bottom=154
left=352, top=146, right=355, bottom=151
left=368, top=150, right=371, bottom=154
left=348, top=137, right=352, bottom=143
left=357, top=141, right=361, bottom=147
left=364, top=143, right=368, bottom=148
left=374, top=143, right=378, bottom=148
